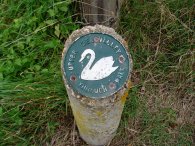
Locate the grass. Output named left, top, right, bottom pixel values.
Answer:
left=115, top=0, right=194, bottom=145
left=0, top=0, right=194, bottom=145
left=0, top=0, right=77, bottom=145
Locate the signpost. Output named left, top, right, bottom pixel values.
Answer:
left=62, top=25, right=132, bottom=145
left=80, top=0, right=123, bottom=27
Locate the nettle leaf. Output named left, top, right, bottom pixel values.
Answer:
left=44, top=39, right=60, bottom=49
left=34, top=65, right=41, bottom=71
left=7, top=54, right=14, bottom=60
left=60, top=25, right=69, bottom=36
left=22, top=58, right=28, bottom=64
left=17, top=42, right=24, bottom=50
left=48, top=9, right=55, bottom=17
left=44, top=19, right=57, bottom=25
left=13, top=17, right=23, bottom=29
left=10, top=48, right=15, bottom=55
left=54, top=24, right=60, bottom=38
left=58, top=5, right=68, bottom=12
left=41, top=68, right=49, bottom=74
left=15, top=58, right=22, bottom=66
left=26, top=36, right=32, bottom=44
left=56, top=0, right=71, bottom=12
left=27, top=16, right=38, bottom=26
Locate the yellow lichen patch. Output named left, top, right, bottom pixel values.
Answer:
left=121, top=81, right=133, bottom=104
left=127, top=80, right=133, bottom=90
left=96, top=111, right=103, bottom=117
left=73, top=109, right=90, bottom=135
left=95, top=110, right=106, bottom=123
left=121, top=91, right=128, bottom=104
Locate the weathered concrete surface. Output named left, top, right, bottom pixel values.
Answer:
left=61, top=25, right=132, bottom=145
left=67, top=84, right=131, bottom=145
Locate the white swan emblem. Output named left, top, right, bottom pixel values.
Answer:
left=79, top=49, right=119, bottom=80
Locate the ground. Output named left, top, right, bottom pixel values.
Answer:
left=0, top=0, right=194, bottom=146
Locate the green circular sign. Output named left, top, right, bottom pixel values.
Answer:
left=63, top=33, right=131, bottom=99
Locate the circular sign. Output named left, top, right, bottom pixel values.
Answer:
left=62, top=32, right=131, bottom=99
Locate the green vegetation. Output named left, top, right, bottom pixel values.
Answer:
left=0, top=0, right=194, bottom=145
left=0, top=0, right=77, bottom=145
left=116, top=0, right=194, bottom=145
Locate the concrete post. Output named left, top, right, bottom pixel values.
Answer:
left=61, top=25, right=132, bottom=145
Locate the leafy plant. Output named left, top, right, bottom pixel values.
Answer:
left=0, top=0, right=78, bottom=81
left=0, top=0, right=78, bottom=145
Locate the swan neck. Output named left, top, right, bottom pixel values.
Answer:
left=84, top=50, right=95, bottom=70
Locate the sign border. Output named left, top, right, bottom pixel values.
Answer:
left=61, top=25, right=133, bottom=104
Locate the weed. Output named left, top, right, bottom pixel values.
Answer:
left=0, top=0, right=77, bottom=145
left=115, top=0, right=194, bottom=145
left=0, top=0, right=78, bottom=81
left=0, top=0, right=194, bottom=145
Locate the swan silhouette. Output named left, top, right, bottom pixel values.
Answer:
left=79, top=49, right=118, bottom=80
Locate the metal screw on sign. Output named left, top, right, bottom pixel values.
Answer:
left=61, top=25, right=133, bottom=146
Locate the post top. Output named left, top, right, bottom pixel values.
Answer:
left=62, top=25, right=132, bottom=99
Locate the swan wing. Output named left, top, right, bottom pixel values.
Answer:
left=91, top=56, right=116, bottom=69
left=90, top=56, right=119, bottom=80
